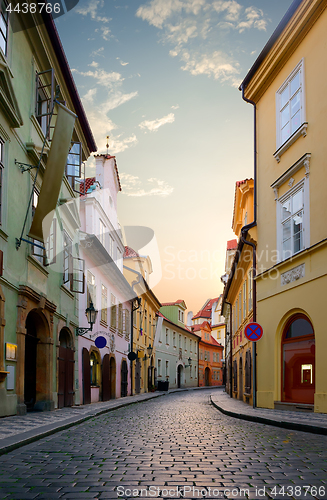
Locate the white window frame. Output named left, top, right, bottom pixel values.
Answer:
left=165, top=360, right=169, bottom=378
left=276, top=178, right=309, bottom=262
left=165, top=328, right=169, bottom=345
left=275, top=59, right=306, bottom=158
left=157, top=358, right=162, bottom=377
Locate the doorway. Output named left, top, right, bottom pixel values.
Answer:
left=109, top=356, right=116, bottom=399
left=121, top=359, right=128, bottom=397
left=58, top=329, right=74, bottom=408
left=205, top=367, right=210, bottom=386
left=239, top=357, right=243, bottom=401
left=177, top=364, right=183, bottom=388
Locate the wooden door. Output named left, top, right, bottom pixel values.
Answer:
left=135, top=360, right=141, bottom=394
left=24, top=334, right=38, bottom=410
left=121, top=360, right=128, bottom=397
left=102, top=354, right=110, bottom=401
left=82, top=348, right=91, bottom=405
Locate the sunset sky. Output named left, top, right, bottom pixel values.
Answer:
left=55, top=0, right=293, bottom=315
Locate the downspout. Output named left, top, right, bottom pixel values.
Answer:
left=240, top=83, right=257, bottom=409
left=225, top=301, right=233, bottom=398
left=123, top=265, right=143, bottom=396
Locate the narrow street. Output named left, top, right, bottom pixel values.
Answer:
left=0, top=390, right=326, bottom=500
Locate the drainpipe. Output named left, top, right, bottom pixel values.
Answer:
left=123, top=265, right=143, bottom=396
left=225, top=301, right=233, bottom=398
left=240, top=83, right=257, bottom=409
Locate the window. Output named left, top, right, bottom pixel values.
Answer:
left=279, top=185, right=304, bottom=260
left=194, top=342, right=197, bottom=354
left=233, top=360, right=237, bottom=391
left=235, top=300, right=238, bottom=330
left=144, top=310, right=147, bottom=333
left=213, top=352, right=216, bottom=363
left=243, top=281, right=247, bottom=318
left=110, top=294, right=116, bottom=329
left=158, top=359, right=161, bottom=377
left=200, top=350, right=203, bottom=361
left=217, top=352, right=220, bottom=362
left=184, top=336, right=186, bottom=350
left=276, top=60, right=304, bottom=149
left=165, top=328, right=169, bottom=344
left=66, top=142, right=82, bottom=190
left=123, top=309, right=130, bottom=339
left=101, top=285, right=107, bottom=324
left=35, top=69, right=54, bottom=138
left=165, top=360, right=169, bottom=378
left=173, top=332, right=176, bottom=346
left=98, top=220, right=106, bottom=247
left=239, top=291, right=242, bottom=326
left=87, top=271, right=96, bottom=307
left=118, top=303, right=123, bottom=335
left=179, top=334, right=181, bottom=348
left=0, top=0, right=9, bottom=56
left=190, top=339, right=192, bottom=352
left=248, top=270, right=253, bottom=312
left=245, top=350, right=251, bottom=394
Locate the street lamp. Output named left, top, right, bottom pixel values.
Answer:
left=147, top=344, right=153, bottom=357
left=185, top=357, right=192, bottom=368
left=76, top=301, right=98, bottom=336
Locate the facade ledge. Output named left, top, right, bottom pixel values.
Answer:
left=273, top=123, right=308, bottom=162
left=271, top=153, right=311, bottom=199
left=27, top=255, right=49, bottom=277
left=60, top=284, right=74, bottom=300
left=0, top=228, right=8, bottom=242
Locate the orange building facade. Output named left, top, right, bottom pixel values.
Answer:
left=191, top=322, right=223, bottom=386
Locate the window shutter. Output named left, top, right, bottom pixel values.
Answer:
left=71, top=257, right=85, bottom=294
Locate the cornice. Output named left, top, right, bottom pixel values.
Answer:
left=244, top=0, right=327, bottom=102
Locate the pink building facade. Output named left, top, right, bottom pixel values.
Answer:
left=77, top=154, right=134, bottom=404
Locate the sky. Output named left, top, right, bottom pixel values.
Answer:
left=55, top=0, right=294, bottom=316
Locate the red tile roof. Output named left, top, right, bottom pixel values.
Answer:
left=80, top=177, right=96, bottom=195
left=192, top=297, right=219, bottom=320
left=227, top=239, right=238, bottom=251
left=123, top=246, right=139, bottom=258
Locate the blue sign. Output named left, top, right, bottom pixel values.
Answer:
left=244, top=322, right=264, bottom=342
left=95, top=336, right=107, bottom=349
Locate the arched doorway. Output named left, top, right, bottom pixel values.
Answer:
left=121, top=360, right=128, bottom=397
left=58, top=329, right=74, bottom=409
left=205, top=367, right=210, bottom=386
left=82, top=348, right=91, bottom=405
left=239, top=357, right=243, bottom=401
left=24, top=311, right=39, bottom=410
left=135, top=359, right=141, bottom=394
left=177, top=364, right=183, bottom=388
left=109, top=357, right=116, bottom=399
left=102, top=354, right=110, bottom=401
left=282, top=314, right=315, bottom=404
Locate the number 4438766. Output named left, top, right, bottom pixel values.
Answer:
left=6, top=3, right=61, bottom=14
left=270, top=485, right=325, bottom=497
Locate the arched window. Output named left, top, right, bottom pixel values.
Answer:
left=282, top=314, right=315, bottom=404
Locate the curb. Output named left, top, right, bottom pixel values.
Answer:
left=0, top=393, right=164, bottom=457
left=210, top=396, right=327, bottom=436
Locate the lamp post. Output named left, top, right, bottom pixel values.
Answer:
left=76, top=301, right=98, bottom=336
left=185, top=357, right=192, bottom=368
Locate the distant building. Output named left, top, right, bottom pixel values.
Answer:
left=191, top=322, right=223, bottom=386
left=155, top=301, right=199, bottom=389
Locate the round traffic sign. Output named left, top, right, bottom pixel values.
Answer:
left=95, top=336, right=107, bottom=349
left=244, top=322, right=263, bottom=342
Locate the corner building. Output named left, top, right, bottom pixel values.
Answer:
left=241, top=0, right=327, bottom=412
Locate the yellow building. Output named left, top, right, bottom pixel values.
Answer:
left=240, top=0, right=327, bottom=412
left=222, top=179, right=255, bottom=405
left=123, top=247, right=161, bottom=395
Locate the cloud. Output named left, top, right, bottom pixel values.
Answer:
left=83, top=88, right=97, bottom=103
left=77, top=68, right=124, bottom=88
left=104, top=91, right=139, bottom=111
left=120, top=174, right=174, bottom=197
left=91, top=47, right=105, bottom=57
left=171, top=104, right=179, bottom=109
left=180, top=50, right=240, bottom=84
left=139, top=113, right=175, bottom=132
left=136, top=0, right=268, bottom=85
left=89, top=61, right=99, bottom=68
left=76, top=0, right=111, bottom=23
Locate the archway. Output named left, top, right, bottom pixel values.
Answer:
left=58, top=329, right=74, bottom=408
left=82, top=348, right=91, bottom=405
left=282, top=314, right=315, bottom=404
left=109, top=356, right=116, bottom=399
left=24, top=310, right=49, bottom=411
left=205, top=367, right=210, bottom=386
left=239, top=357, right=243, bottom=400
left=121, top=359, right=128, bottom=397
left=177, top=364, right=183, bottom=388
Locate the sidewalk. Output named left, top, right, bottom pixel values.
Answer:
left=0, top=392, right=164, bottom=456
left=210, top=390, right=327, bottom=435
left=0, top=386, right=221, bottom=456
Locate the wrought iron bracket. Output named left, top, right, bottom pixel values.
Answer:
left=15, top=159, right=38, bottom=174
left=76, top=326, right=93, bottom=337
left=15, top=237, right=45, bottom=251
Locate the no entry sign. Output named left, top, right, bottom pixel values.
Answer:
left=244, top=322, right=264, bottom=342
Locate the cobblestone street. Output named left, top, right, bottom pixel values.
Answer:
left=0, top=390, right=326, bottom=500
